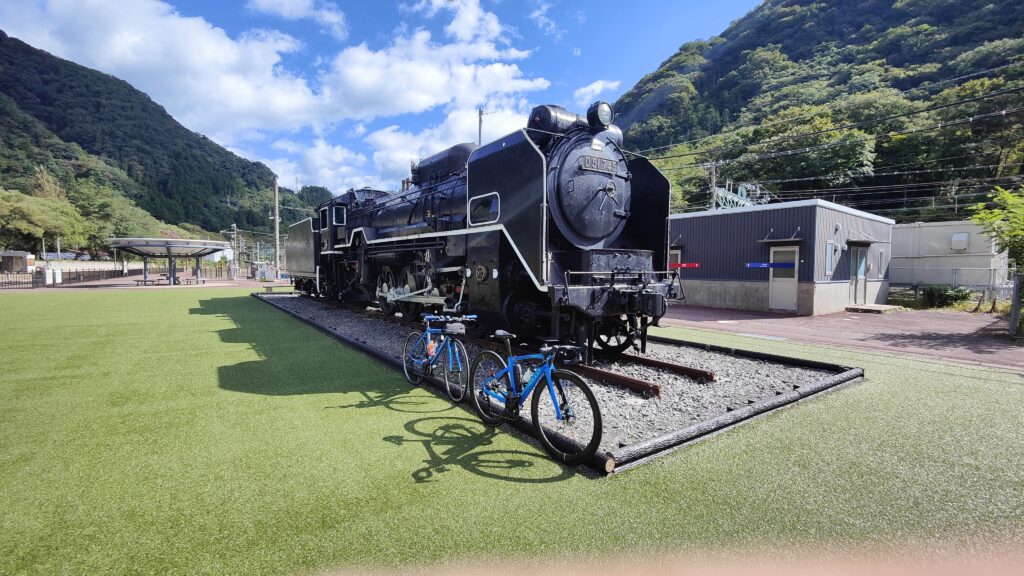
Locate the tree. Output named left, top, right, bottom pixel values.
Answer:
left=0, top=188, right=89, bottom=250
left=970, top=186, right=1024, bottom=265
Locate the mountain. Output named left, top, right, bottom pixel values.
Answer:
left=0, top=30, right=320, bottom=253
left=615, top=0, right=1024, bottom=217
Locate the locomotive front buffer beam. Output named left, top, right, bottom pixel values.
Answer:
left=554, top=279, right=671, bottom=356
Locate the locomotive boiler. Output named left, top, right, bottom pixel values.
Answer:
left=285, top=101, right=679, bottom=356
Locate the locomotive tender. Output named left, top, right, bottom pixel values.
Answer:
left=285, top=101, right=679, bottom=356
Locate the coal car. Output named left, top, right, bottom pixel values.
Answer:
left=285, top=101, right=680, bottom=356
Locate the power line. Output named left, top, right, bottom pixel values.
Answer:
left=651, top=84, right=1024, bottom=163
left=658, top=106, right=1024, bottom=172
left=634, top=60, right=1024, bottom=155
left=740, top=162, right=1023, bottom=187
left=770, top=174, right=1022, bottom=196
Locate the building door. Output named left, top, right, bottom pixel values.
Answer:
left=768, top=247, right=798, bottom=311
left=849, top=246, right=868, bottom=305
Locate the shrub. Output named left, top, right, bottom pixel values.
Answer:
left=921, top=285, right=973, bottom=307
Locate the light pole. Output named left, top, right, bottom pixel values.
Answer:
left=273, top=177, right=280, bottom=279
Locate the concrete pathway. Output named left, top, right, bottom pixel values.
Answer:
left=660, top=305, right=1023, bottom=370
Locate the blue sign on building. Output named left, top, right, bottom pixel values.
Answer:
left=746, top=262, right=795, bottom=269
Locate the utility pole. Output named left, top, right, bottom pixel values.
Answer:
left=478, top=107, right=483, bottom=145
left=709, top=162, right=718, bottom=210
left=55, top=236, right=61, bottom=261
left=230, top=223, right=238, bottom=279
left=273, top=177, right=280, bottom=278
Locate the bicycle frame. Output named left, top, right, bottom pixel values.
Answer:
left=409, top=324, right=463, bottom=373
left=480, top=353, right=566, bottom=420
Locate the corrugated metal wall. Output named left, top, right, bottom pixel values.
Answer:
left=814, top=206, right=892, bottom=283
left=668, top=205, right=817, bottom=282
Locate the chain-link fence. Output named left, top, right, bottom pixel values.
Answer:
left=890, top=267, right=1016, bottom=297
left=1010, top=274, right=1023, bottom=338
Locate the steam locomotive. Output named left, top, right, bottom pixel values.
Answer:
left=285, top=101, right=679, bottom=357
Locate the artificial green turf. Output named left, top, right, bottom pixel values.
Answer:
left=1, top=288, right=1021, bottom=575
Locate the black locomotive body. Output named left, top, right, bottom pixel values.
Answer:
left=286, top=102, right=679, bottom=356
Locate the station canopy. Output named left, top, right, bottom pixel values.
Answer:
left=109, top=238, right=229, bottom=259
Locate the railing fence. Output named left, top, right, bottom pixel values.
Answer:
left=0, top=265, right=229, bottom=289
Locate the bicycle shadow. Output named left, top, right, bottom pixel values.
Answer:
left=383, top=416, right=577, bottom=484
left=328, top=387, right=455, bottom=415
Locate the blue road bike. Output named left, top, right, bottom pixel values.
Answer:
left=402, top=314, right=476, bottom=402
left=470, top=330, right=602, bottom=464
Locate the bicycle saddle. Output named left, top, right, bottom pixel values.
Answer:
left=492, top=330, right=516, bottom=340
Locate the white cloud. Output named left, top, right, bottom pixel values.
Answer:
left=407, top=0, right=502, bottom=42
left=573, top=79, right=621, bottom=107
left=572, top=47, right=581, bottom=57
left=259, top=138, right=371, bottom=193
left=319, top=28, right=548, bottom=120
left=366, top=102, right=530, bottom=183
left=246, top=0, right=347, bottom=40
left=0, top=0, right=319, bottom=146
left=0, top=0, right=551, bottom=191
left=530, top=2, right=563, bottom=39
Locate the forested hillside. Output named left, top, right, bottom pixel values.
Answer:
left=0, top=30, right=320, bottom=254
left=616, top=0, right=1024, bottom=219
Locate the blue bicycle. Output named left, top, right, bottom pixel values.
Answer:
left=469, top=331, right=602, bottom=464
left=402, top=314, right=476, bottom=402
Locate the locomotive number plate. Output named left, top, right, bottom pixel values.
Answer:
left=579, top=155, right=618, bottom=175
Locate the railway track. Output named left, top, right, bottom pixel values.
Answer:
left=328, top=297, right=715, bottom=397
left=256, top=292, right=863, bottom=475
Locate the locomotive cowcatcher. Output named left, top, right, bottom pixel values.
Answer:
left=285, top=101, right=681, bottom=359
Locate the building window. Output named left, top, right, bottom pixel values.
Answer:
left=878, top=249, right=885, bottom=279
left=825, top=241, right=834, bottom=276
left=951, top=232, right=969, bottom=251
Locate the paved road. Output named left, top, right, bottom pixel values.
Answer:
left=660, top=305, right=1023, bottom=370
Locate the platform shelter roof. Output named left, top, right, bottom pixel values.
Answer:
left=109, top=238, right=229, bottom=259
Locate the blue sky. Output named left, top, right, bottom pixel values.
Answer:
left=0, top=0, right=761, bottom=193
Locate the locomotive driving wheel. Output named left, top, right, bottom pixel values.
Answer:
left=397, top=266, right=423, bottom=319
left=376, top=266, right=397, bottom=315
left=596, top=315, right=634, bottom=354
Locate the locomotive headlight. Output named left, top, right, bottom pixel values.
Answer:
left=587, top=101, right=614, bottom=129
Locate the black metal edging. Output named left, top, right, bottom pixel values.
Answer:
left=604, top=367, right=864, bottom=474
left=253, top=293, right=614, bottom=474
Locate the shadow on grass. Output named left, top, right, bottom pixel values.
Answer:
left=192, top=295, right=578, bottom=483
left=383, top=416, right=576, bottom=483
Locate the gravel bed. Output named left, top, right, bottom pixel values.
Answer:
left=262, top=294, right=838, bottom=453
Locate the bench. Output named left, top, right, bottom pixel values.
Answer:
left=135, top=279, right=158, bottom=286
left=183, top=278, right=205, bottom=285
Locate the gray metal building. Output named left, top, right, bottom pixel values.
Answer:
left=668, top=200, right=894, bottom=315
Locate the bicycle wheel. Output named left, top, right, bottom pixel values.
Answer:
left=402, top=332, right=427, bottom=385
left=443, top=339, right=470, bottom=403
left=469, top=350, right=510, bottom=426
left=531, top=370, right=602, bottom=465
